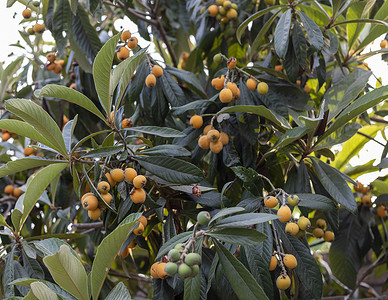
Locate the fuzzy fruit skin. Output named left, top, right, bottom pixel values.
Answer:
left=101, top=193, right=113, bottom=206
left=362, top=194, right=372, bottom=207
left=1, top=132, right=11, bottom=141
left=46, top=53, right=56, bottom=63
left=219, top=88, right=233, bottom=103
left=151, top=262, right=160, bottom=278
left=121, top=30, right=131, bottom=41
left=277, top=205, right=292, bottom=223
left=257, top=82, right=269, bottom=95
left=13, top=188, right=24, bottom=198
left=377, top=205, right=387, bottom=218
left=316, top=218, right=327, bottom=230
left=246, top=78, right=257, bottom=91
left=145, top=74, right=157, bottom=88
left=22, top=9, right=31, bottom=19
left=287, top=195, right=300, bottom=206
left=156, top=262, right=169, bottom=279
left=354, top=181, right=363, bottom=192
left=197, top=211, right=211, bottom=225
left=283, top=254, right=297, bottom=269
left=285, top=222, right=299, bottom=236
left=226, top=8, right=238, bottom=19
left=210, top=140, right=223, bottom=154
left=313, top=228, right=324, bottom=238
left=380, top=40, right=388, bottom=48
left=24, top=147, right=34, bottom=156
left=226, top=82, right=238, bottom=97
left=213, top=54, right=222, bottom=64
left=4, top=185, right=14, bottom=195
left=82, top=196, right=98, bottom=211
left=125, top=168, right=137, bottom=182
left=131, top=188, right=146, bottom=204
left=121, top=118, right=134, bottom=128
left=127, top=37, right=138, bottom=49
left=191, top=265, right=200, bottom=277
left=105, top=173, right=116, bottom=187
left=190, top=115, right=203, bottom=128
left=297, top=216, right=311, bottom=231
left=88, top=208, right=101, bottom=220
left=274, top=65, right=283, bottom=72
left=97, top=181, right=110, bottom=194
left=33, top=23, right=45, bottom=34
left=168, top=249, right=180, bottom=262
left=185, top=253, right=202, bottom=266
left=207, top=129, right=220, bottom=142
left=152, top=65, right=164, bottom=77
left=227, top=57, right=237, bottom=69
left=203, top=125, right=211, bottom=135
left=264, top=196, right=278, bottom=208
left=208, top=4, right=219, bottom=17
left=53, top=64, right=62, bottom=74
left=323, top=231, right=335, bottom=242
left=138, top=215, right=148, bottom=227
left=276, top=274, right=291, bottom=290
left=133, top=175, right=147, bottom=189
left=164, top=262, right=178, bottom=276
left=212, top=76, right=225, bottom=90
left=198, top=135, right=210, bottom=149
left=110, top=169, right=125, bottom=182
left=174, top=244, right=185, bottom=251
left=133, top=222, right=144, bottom=236
left=178, top=263, right=192, bottom=278
left=117, top=46, right=129, bottom=60
left=81, top=192, right=94, bottom=202
left=269, top=255, right=277, bottom=271
left=219, top=132, right=229, bottom=146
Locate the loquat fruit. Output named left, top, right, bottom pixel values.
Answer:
left=82, top=195, right=98, bottom=210
left=156, top=262, right=169, bottom=279
left=117, top=46, right=130, bottom=61
left=120, top=247, right=130, bottom=258
left=377, top=205, right=387, bottom=218
left=121, top=30, right=131, bottom=42
left=4, top=185, right=14, bottom=195
left=53, top=64, right=62, bottom=74
left=125, top=168, right=137, bottom=182
left=304, top=85, right=310, bottom=93
left=127, top=37, right=138, bottom=49
left=213, top=53, right=222, bottom=64
left=181, top=52, right=189, bottom=61
left=152, top=65, right=164, bottom=77
left=168, top=249, right=180, bottom=262
left=145, top=74, right=156, bottom=88
left=219, top=132, right=229, bottom=146
left=69, top=83, right=76, bottom=89
left=264, top=196, right=278, bottom=208
left=380, top=40, right=388, bottom=49
left=164, top=262, right=178, bottom=276
left=316, top=218, right=327, bottom=230
left=46, top=63, right=56, bottom=71
left=226, top=8, right=238, bottom=19
left=81, top=192, right=94, bottom=202
left=297, top=216, right=311, bottom=231
left=285, top=222, right=299, bottom=236
left=131, top=188, right=146, bottom=204
left=185, top=253, right=202, bottom=266
left=287, top=195, right=300, bottom=206
left=33, top=23, right=45, bottom=34
left=22, top=9, right=31, bottom=19
left=362, top=194, right=372, bottom=207
left=313, top=228, right=324, bottom=238
left=101, top=193, right=113, bottom=206
left=197, top=211, right=211, bottom=225
left=246, top=78, right=257, bottom=91
left=110, top=168, right=125, bottom=182
left=46, top=53, right=56, bottom=63
left=208, top=5, right=219, bottom=17
left=216, top=0, right=224, bottom=5
left=226, top=82, right=238, bottom=97
left=212, top=75, right=225, bottom=90
left=13, top=188, right=23, bottom=198
left=105, top=172, right=116, bottom=187
left=276, top=274, right=291, bottom=290
left=198, top=135, right=210, bottom=149
left=269, top=255, right=277, bottom=271
left=128, top=240, right=137, bottom=249
left=207, top=129, right=220, bottom=142
left=97, top=181, right=110, bottom=194
left=203, top=125, right=211, bottom=135
left=121, top=118, right=134, bottom=128
left=133, top=175, right=147, bottom=188
left=277, top=205, right=292, bottom=223
left=283, top=254, right=297, bottom=269
left=178, top=263, right=192, bottom=278
left=88, top=208, right=101, bottom=220
left=210, top=140, right=223, bottom=154
left=138, top=215, right=148, bottom=227
left=133, top=222, right=144, bottom=236
left=24, top=147, right=34, bottom=156
left=323, top=231, right=335, bottom=242
left=190, top=115, right=203, bottom=128
left=227, top=57, right=237, bottom=69
left=274, top=65, right=283, bottom=72
left=151, top=262, right=160, bottom=278
left=257, top=82, right=268, bottom=95
left=219, top=88, right=233, bottom=103
left=223, top=1, right=232, bottom=8
left=2, top=132, right=11, bottom=141
left=354, top=181, right=363, bottom=192
left=63, top=115, right=69, bottom=125
left=220, top=17, right=229, bottom=24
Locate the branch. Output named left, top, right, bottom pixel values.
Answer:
left=356, top=131, right=385, bottom=147
left=108, top=269, right=153, bottom=283
left=71, top=222, right=103, bottom=230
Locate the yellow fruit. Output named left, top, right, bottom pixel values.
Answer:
left=133, top=175, right=147, bottom=189
left=304, top=85, right=310, bottom=93
left=125, top=168, right=137, bottom=182
left=257, top=82, right=268, bottom=95
left=316, top=218, right=327, bottom=230
left=208, top=5, right=219, bottom=17
left=227, top=57, right=237, bottom=69
left=216, top=0, right=224, bottom=5
left=46, top=53, right=56, bottom=63
left=81, top=192, right=94, bottom=202
left=297, top=216, right=311, bottom=231
left=219, top=88, right=233, bottom=103
left=127, top=37, right=138, bottom=49
left=121, top=118, right=134, bottom=128
left=97, top=181, right=110, bottom=194
left=354, top=181, right=363, bottom=192
left=203, top=125, right=211, bottom=135
left=277, top=205, right=292, bottom=223
left=362, top=194, right=372, bottom=207
left=226, top=8, right=238, bottom=19
left=152, top=65, right=164, bottom=77
left=377, top=205, right=387, bottom=218
left=190, top=115, right=203, bottom=128
left=219, top=132, right=229, bottom=146
left=380, top=40, right=388, bottom=48
left=145, top=74, right=157, bottom=88
left=2, top=132, right=11, bottom=141
left=221, top=17, right=229, bottom=24
left=13, top=188, right=24, bottom=198
left=88, top=208, right=101, bottom=220
left=156, top=262, right=169, bottom=279
left=323, top=231, right=335, bottom=242
left=33, top=23, right=45, bottom=34
left=223, top=1, right=232, bottom=8
left=246, top=78, right=257, bottom=91
left=313, top=228, right=324, bottom=238
left=53, top=64, right=62, bottom=74
left=285, top=222, right=299, bottom=236
left=274, top=65, right=283, bottom=72
left=269, top=255, right=277, bottom=271
left=234, top=88, right=240, bottom=100
left=210, top=140, right=223, bottom=154
left=287, top=195, right=300, bottom=206
left=276, top=274, right=291, bottom=290
left=46, top=63, right=56, bottom=71
left=110, top=168, right=125, bottom=182
left=121, top=30, right=131, bottom=42
left=24, top=147, right=34, bottom=156
left=283, top=254, right=297, bottom=269
left=264, top=196, right=278, bottom=208
left=117, top=46, right=130, bottom=61
left=101, top=193, right=113, bottom=206
left=181, top=52, right=189, bottom=61
left=22, top=9, right=31, bottom=19
left=4, top=185, right=14, bottom=195
left=82, top=195, right=98, bottom=211
left=138, top=215, right=148, bottom=227
left=131, top=188, right=146, bottom=204
left=120, top=247, right=130, bottom=258
left=212, top=75, right=225, bottom=90
left=151, top=262, right=160, bottom=278
left=361, top=186, right=368, bottom=194
left=133, top=222, right=145, bottom=235
left=207, top=129, right=220, bottom=142
left=105, top=172, right=116, bottom=187
left=198, top=135, right=210, bottom=149
left=226, top=82, right=238, bottom=97
left=219, top=7, right=227, bottom=16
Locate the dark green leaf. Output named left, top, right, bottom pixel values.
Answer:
left=139, top=145, right=191, bottom=157
left=81, top=145, right=123, bottom=158
left=274, top=9, right=292, bottom=58
left=170, top=99, right=216, bottom=115
left=52, top=0, right=71, bottom=56
left=296, top=193, right=337, bottom=211
left=208, top=228, right=267, bottom=246
left=213, top=213, right=279, bottom=229
left=292, top=21, right=307, bottom=65
left=165, top=66, right=207, bottom=98
left=124, top=126, right=186, bottom=138
left=105, top=282, right=132, bottom=300
left=298, top=11, right=323, bottom=50
left=155, top=231, right=193, bottom=260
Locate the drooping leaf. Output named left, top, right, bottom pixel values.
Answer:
left=296, top=193, right=337, bottom=211
left=209, top=207, right=246, bottom=226
left=271, top=127, right=310, bottom=150
left=81, top=145, right=123, bottom=158
left=170, top=99, right=217, bottom=115
left=124, top=126, right=186, bottom=138
left=52, top=0, right=71, bottom=56
left=155, top=231, right=193, bottom=260
left=0, top=57, right=24, bottom=102
left=30, top=282, right=59, bottom=300
left=212, top=213, right=279, bottom=229
left=274, top=9, right=292, bottom=58
left=138, top=144, right=191, bottom=157
left=298, top=11, right=324, bottom=50
left=105, top=282, right=132, bottom=300
left=165, top=66, right=207, bottom=98
left=313, top=122, right=362, bottom=150
left=208, top=228, right=267, bottom=246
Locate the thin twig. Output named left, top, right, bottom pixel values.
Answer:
left=356, top=132, right=385, bottom=147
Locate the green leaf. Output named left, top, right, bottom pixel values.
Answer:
left=43, top=245, right=89, bottom=300
left=333, top=18, right=388, bottom=27
left=69, top=35, right=92, bottom=73
left=236, top=5, right=285, bottom=43
left=10, top=278, right=76, bottom=299
left=24, top=233, right=85, bottom=241
left=310, top=157, right=357, bottom=213
left=214, top=241, right=269, bottom=300
left=0, top=157, right=64, bottom=177
left=39, top=84, right=107, bottom=122
left=274, top=9, right=292, bottom=58
left=3, top=247, right=15, bottom=297
left=295, top=193, right=337, bottom=211
left=52, top=0, right=71, bottom=56
left=271, top=127, right=310, bottom=150
left=212, top=213, right=279, bottom=229
left=170, top=99, right=216, bottom=115
left=0, top=120, right=54, bottom=150
left=155, top=231, right=193, bottom=260
left=30, top=282, right=59, bottom=300
left=135, top=156, right=204, bottom=184
left=231, top=166, right=261, bottom=196
left=16, top=163, right=67, bottom=234
left=208, top=228, right=267, bottom=246
left=81, top=145, right=123, bottom=158
left=313, top=122, right=362, bottom=150
left=292, top=21, right=307, bottom=65
left=209, top=207, right=246, bottom=226
left=160, top=71, right=187, bottom=107
left=70, top=0, right=78, bottom=14
left=5, top=99, right=67, bottom=156
left=165, top=66, right=207, bottom=98
left=318, top=85, right=388, bottom=142
left=125, top=126, right=186, bottom=138
left=93, top=33, right=121, bottom=114
left=0, top=57, right=23, bottom=102
left=90, top=214, right=141, bottom=299
left=139, top=145, right=191, bottom=157
left=298, top=11, right=324, bottom=50
left=106, top=282, right=132, bottom=300
left=218, top=105, right=290, bottom=129
left=371, top=180, right=388, bottom=196
left=344, top=159, right=378, bottom=178
left=34, top=238, right=79, bottom=257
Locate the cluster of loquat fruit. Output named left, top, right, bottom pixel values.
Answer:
left=269, top=252, right=297, bottom=291
left=117, top=30, right=139, bottom=61
left=354, top=181, right=387, bottom=218
left=119, top=215, right=148, bottom=257
left=4, top=184, right=24, bottom=199
left=45, top=53, right=64, bottom=74
left=190, top=115, right=229, bottom=154
left=207, top=0, right=239, bottom=24
left=80, top=167, right=147, bottom=220
left=1, top=129, right=16, bottom=142
left=22, top=2, right=46, bottom=34
left=145, top=65, right=164, bottom=88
